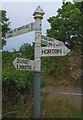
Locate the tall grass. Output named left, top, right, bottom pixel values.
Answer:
left=41, top=94, right=81, bottom=118
left=3, top=91, right=81, bottom=118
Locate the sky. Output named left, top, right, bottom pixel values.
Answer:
left=2, top=0, right=73, bottom=51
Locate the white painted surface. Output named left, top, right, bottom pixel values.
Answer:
left=41, top=35, right=64, bottom=46
left=60, top=92, right=83, bottom=96
left=6, top=22, right=35, bottom=38
left=41, top=39, right=64, bottom=47
left=33, top=5, right=45, bottom=72
left=41, top=46, right=70, bottom=57
left=13, top=57, right=35, bottom=71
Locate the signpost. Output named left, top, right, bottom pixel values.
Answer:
left=6, top=22, right=35, bottom=38
left=41, top=35, right=64, bottom=46
left=33, top=5, right=45, bottom=118
left=41, top=46, right=70, bottom=57
left=41, top=39, right=64, bottom=47
left=6, top=5, right=70, bottom=118
left=13, top=57, right=40, bottom=72
left=13, top=57, right=35, bottom=71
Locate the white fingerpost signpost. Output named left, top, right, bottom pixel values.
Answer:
left=6, top=6, right=70, bottom=118
left=33, top=6, right=45, bottom=118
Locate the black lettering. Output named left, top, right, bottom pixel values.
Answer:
left=13, top=29, right=17, bottom=32
left=8, top=30, right=13, bottom=34
left=26, top=24, right=29, bottom=28
left=54, top=49, right=62, bottom=54
left=29, top=66, right=31, bottom=69
left=18, top=27, right=21, bottom=31
left=48, top=49, right=51, bottom=54
left=20, top=65, right=24, bottom=69
left=58, top=49, right=62, bottom=53
left=41, top=35, right=44, bottom=39
left=48, top=42, right=52, bottom=47
left=45, top=37, right=47, bottom=40
left=42, top=40, right=47, bottom=45
left=17, top=58, right=30, bottom=64
left=17, top=58, right=21, bottom=63
left=18, top=26, right=25, bottom=31
left=18, top=64, right=31, bottom=70
left=54, top=49, right=58, bottom=53
left=42, top=48, right=62, bottom=55
left=17, top=64, right=20, bottom=69
left=52, top=43, right=56, bottom=47
left=51, top=49, right=54, bottom=54
left=31, top=23, right=33, bottom=30
left=42, top=49, right=48, bottom=54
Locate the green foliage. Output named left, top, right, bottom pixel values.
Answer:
left=41, top=56, right=69, bottom=79
left=41, top=77, right=46, bottom=88
left=2, top=42, right=70, bottom=92
left=47, top=2, right=83, bottom=50
left=19, top=43, right=34, bottom=59
left=2, top=44, right=34, bottom=92
left=0, top=10, right=10, bottom=49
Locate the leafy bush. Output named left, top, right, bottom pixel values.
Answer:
left=2, top=47, right=34, bottom=93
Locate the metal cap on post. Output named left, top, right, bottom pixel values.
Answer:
left=33, top=6, right=44, bottom=118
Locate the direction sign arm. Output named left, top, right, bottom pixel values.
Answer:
left=6, top=22, right=35, bottom=39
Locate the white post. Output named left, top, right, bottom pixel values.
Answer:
left=33, top=6, right=45, bottom=118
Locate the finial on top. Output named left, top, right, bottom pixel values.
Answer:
left=33, top=5, right=45, bottom=19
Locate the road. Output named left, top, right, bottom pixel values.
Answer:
left=41, top=86, right=82, bottom=95
left=41, top=86, right=82, bottom=107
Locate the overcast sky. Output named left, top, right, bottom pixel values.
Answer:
left=2, top=0, right=72, bottom=51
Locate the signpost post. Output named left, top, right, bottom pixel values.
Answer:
left=33, top=6, right=45, bottom=118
